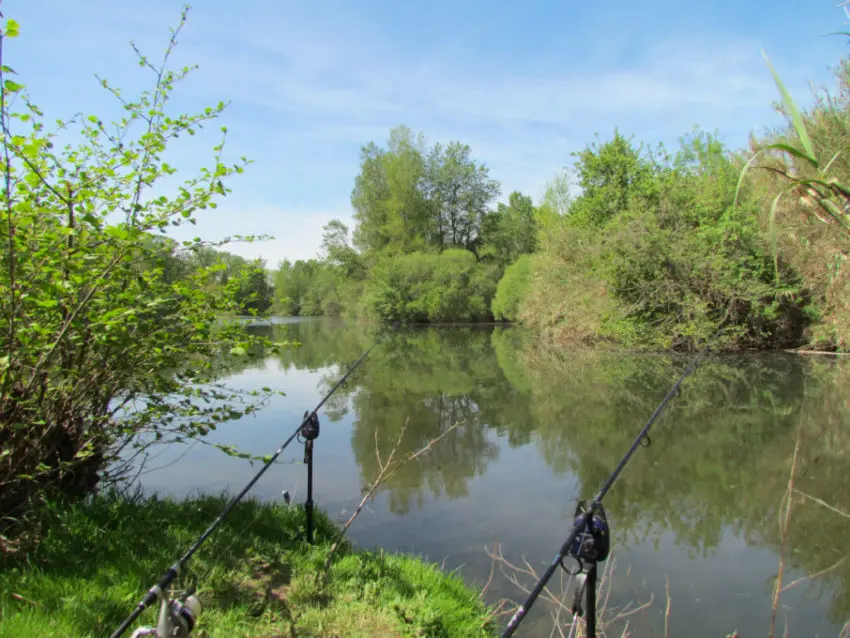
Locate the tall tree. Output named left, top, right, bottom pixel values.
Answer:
left=321, top=219, right=363, bottom=278
left=426, top=141, right=501, bottom=255
left=350, top=126, right=431, bottom=256
left=480, top=191, right=538, bottom=267
left=350, top=126, right=500, bottom=258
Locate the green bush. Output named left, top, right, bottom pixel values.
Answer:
left=492, top=255, right=533, bottom=321
left=366, top=249, right=498, bottom=322
left=517, top=130, right=811, bottom=350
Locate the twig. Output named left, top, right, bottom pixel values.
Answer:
left=769, top=428, right=802, bottom=638
left=323, top=419, right=461, bottom=570
left=780, top=555, right=848, bottom=593
left=664, top=574, right=671, bottom=638
left=486, top=542, right=649, bottom=637
left=480, top=540, right=499, bottom=600
left=793, top=489, right=850, bottom=519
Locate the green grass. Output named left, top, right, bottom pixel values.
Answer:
left=0, top=492, right=495, bottom=637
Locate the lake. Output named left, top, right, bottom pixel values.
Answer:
left=137, top=317, right=850, bottom=637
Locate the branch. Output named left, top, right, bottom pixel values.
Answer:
left=323, top=419, right=461, bottom=570
left=793, top=489, right=850, bottom=520
left=486, top=543, right=654, bottom=638
left=769, top=428, right=802, bottom=638
left=0, top=29, right=15, bottom=393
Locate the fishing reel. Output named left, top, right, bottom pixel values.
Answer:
left=130, top=589, right=201, bottom=638
left=561, top=500, right=610, bottom=575
left=300, top=410, right=320, bottom=442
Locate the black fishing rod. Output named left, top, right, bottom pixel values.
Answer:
left=110, top=336, right=384, bottom=638
left=501, top=336, right=716, bottom=638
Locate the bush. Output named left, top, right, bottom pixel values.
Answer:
left=0, top=10, right=274, bottom=520
left=517, top=130, right=812, bottom=350
left=492, top=255, right=532, bottom=321
left=366, top=249, right=498, bottom=322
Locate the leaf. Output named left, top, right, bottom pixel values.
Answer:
left=3, top=79, right=22, bottom=93
left=767, top=190, right=784, bottom=283
left=822, top=151, right=843, bottom=176
left=762, top=51, right=816, bottom=164
left=4, top=19, right=20, bottom=38
left=733, top=149, right=764, bottom=212
left=229, top=346, right=247, bottom=356
left=763, top=143, right=818, bottom=168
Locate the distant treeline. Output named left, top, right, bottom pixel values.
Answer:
left=200, top=30, right=850, bottom=353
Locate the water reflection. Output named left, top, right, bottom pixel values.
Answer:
left=141, top=319, right=850, bottom=636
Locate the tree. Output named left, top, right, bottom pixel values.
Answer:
left=350, top=127, right=431, bottom=256
left=233, top=259, right=273, bottom=315
left=0, top=8, right=276, bottom=517
left=480, top=191, right=538, bottom=267
left=321, top=219, right=364, bottom=278
left=426, top=141, right=501, bottom=255
left=350, top=127, right=501, bottom=259
left=568, top=130, right=657, bottom=227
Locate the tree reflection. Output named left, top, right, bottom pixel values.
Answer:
left=256, top=318, right=850, bottom=622
left=492, top=330, right=850, bottom=622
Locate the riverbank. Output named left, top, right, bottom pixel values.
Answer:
left=0, top=492, right=495, bottom=637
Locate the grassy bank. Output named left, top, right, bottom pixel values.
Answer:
left=0, top=493, right=495, bottom=637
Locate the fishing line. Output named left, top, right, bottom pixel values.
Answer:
left=109, top=333, right=385, bottom=638
left=501, top=331, right=720, bottom=638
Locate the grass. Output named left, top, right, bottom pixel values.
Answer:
left=0, top=491, right=495, bottom=637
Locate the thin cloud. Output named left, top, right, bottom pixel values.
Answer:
left=7, top=0, right=847, bottom=263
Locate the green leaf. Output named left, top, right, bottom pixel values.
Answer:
left=767, top=190, right=784, bottom=283
left=763, top=142, right=818, bottom=168
left=229, top=346, right=247, bottom=356
left=4, top=79, right=23, bottom=93
left=762, top=50, right=816, bottom=165
left=4, top=19, right=20, bottom=38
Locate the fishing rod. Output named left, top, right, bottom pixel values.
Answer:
left=111, top=336, right=384, bottom=638
left=501, top=336, right=716, bottom=638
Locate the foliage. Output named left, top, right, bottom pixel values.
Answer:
left=0, top=492, right=495, bottom=637
left=735, top=49, right=850, bottom=350
left=479, top=191, right=538, bottom=268
left=272, top=257, right=359, bottom=317
left=276, top=127, right=539, bottom=323
left=0, top=9, right=278, bottom=519
left=516, top=130, right=812, bottom=350
left=491, top=254, right=532, bottom=321
left=365, top=249, right=499, bottom=323
left=350, top=126, right=502, bottom=259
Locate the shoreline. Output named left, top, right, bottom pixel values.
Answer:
left=0, top=492, right=496, bottom=638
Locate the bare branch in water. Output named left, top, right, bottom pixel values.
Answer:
left=323, top=419, right=461, bottom=570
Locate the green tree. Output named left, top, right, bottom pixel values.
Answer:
left=569, top=130, right=658, bottom=228
left=321, top=219, right=364, bottom=279
left=491, top=254, right=533, bottom=321
left=233, top=258, right=273, bottom=315
left=0, top=9, right=276, bottom=517
left=350, top=127, right=432, bottom=256
left=350, top=127, right=501, bottom=260
left=480, top=191, right=538, bottom=267
left=426, top=141, right=501, bottom=255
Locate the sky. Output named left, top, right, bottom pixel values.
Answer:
left=6, top=0, right=850, bottom=267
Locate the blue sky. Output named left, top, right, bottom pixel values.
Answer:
left=6, top=0, right=849, bottom=266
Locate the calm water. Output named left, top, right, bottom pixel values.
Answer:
left=138, top=318, right=850, bottom=637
